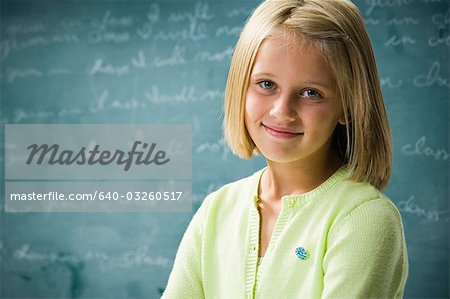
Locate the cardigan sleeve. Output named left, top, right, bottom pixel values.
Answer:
left=322, top=198, right=409, bottom=299
left=161, top=194, right=211, bottom=299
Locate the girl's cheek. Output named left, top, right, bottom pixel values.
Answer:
left=251, top=101, right=266, bottom=120
left=245, top=94, right=260, bottom=117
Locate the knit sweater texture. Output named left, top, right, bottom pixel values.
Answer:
left=162, top=165, right=409, bottom=299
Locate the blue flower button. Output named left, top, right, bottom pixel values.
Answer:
left=295, top=247, right=308, bottom=260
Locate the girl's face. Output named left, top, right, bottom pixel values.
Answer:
left=245, top=32, right=345, bottom=165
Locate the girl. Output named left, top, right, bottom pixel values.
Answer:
left=162, top=0, right=409, bottom=298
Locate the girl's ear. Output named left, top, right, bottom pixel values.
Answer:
left=338, top=114, right=350, bottom=125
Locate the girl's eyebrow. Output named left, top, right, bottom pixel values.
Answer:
left=251, top=72, right=333, bottom=90
left=300, top=80, right=334, bottom=90
left=251, top=72, right=275, bottom=77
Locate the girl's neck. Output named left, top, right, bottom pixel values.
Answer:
left=260, top=150, right=343, bottom=202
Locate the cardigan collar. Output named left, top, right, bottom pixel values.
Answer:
left=250, top=164, right=348, bottom=210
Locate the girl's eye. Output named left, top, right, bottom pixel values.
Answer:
left=301, top=89, right=322, bottom=99
left=258, top=80, right=276, bottom=90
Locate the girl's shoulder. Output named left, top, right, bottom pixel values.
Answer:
left=328, top=176, right=404, bottom=228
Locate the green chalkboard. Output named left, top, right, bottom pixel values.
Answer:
left=1, top=0, right=448, bottom=298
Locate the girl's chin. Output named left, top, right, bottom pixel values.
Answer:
left=257, top=149, right=304, bottom=164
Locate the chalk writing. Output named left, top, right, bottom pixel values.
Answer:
left=367, top=17, right=419, bottom=27
left=136, top=4, right=160, bottom=40
left=215, top=25, right=242, bottom=37
left=387, top=17, right=420, bottom=25
left=1, top=33, right=79, bottom=59
left=1, top=37, right=42, bottom=60
left=13, top=244, right=170, bottom=272
left=90, top=90, right=147, bottom=113
left=429, top=9, right=450, bottom=47
left=167, top=3, right=213, bottom=23
left=428, top=29, right=450, bottom=46
left=109, top=97, right=145, bottom=110
left=380, top=77, right=403, bottom=88
left=153, top=21, right=207, bottom=41
left=121, top=46, right=187, bottom=70
left=432, top=8, right=449, bottom=26
left=366, top=0, right=413, bottom=16
left=6, top=23, right=47, bottom=36
left=6, top=68, right=43, bottom=83
left=146, top=3, right=161, bottom=24
left=144, top=86, right=224, bottom=104
left=87, top=59, right=130, bottom=76
left=365, top=18, right=380, bottom=25
left=4, top=67, right=72, bottom=83
left=131, top=51, right=147, bottom=68
left=401, top=136, right=449, bottom=161
left=413, top=62, right=449, bottom=87
left=136, top=23, right=153, bottom=40
left=52, top=33, right=79, bottom=45
left=87, top=30, right=131, bottom=44
left=384, top=35, right=416, bottom=46
left=13, top=108, right=82, bottom=122
left=90, top=11, right=133, bottom=30
left=226, top=8, right=252, bottom=18
left=120, top=245, right=169, bottom=268
left=14, top=244, right=100, bottom=265
left=196, top=138, right=230, bottom=160
left=398, top=195, right=448, bottom=222
left=193, top=46, right=234, bottom=62
left=150, top=45, right=187, bottom=67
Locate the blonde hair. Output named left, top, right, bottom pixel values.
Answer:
left=223, top=0, right=392, bottom=190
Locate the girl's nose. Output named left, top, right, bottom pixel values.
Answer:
left=269, top=94, right=297, bottom=121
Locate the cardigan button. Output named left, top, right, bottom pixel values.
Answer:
left=253, top=196, right=259, bottom=208
left=287, top=197, right=296, bottom=207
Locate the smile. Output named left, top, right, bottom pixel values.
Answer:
left=262, top=124, right=303, bottom=139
